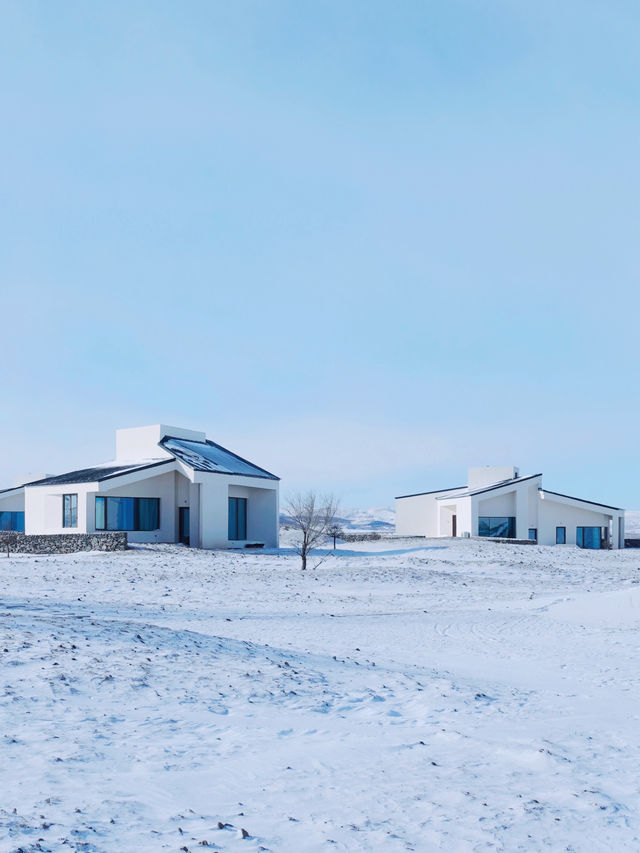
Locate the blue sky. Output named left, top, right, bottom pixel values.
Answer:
left=1, top=0, right=639, bottom=508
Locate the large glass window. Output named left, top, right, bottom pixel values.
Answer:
left=63, top=494, right=78, bottom=528
left=0, top=511, right=24, bottom=532
left=478, top=517, right=516, bottom=538
left=556, top=526, right=566, bottom=544
left=576, top=526, right=601, bottom=549
left=228, top=497, right=247, bottom=540
left=95, top=497, right=160, bottom=531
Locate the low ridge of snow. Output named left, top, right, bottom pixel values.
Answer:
left=2, top=539, right=640, bottom=850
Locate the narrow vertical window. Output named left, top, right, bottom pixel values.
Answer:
left=528, top=528, right=537, bottom=541
left=228, top=497, right=247, bottom=540
left=63, top=494, right=78, bottom=528
left=556, top=526, right=566, bottom=544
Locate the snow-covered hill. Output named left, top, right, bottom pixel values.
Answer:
left=281, top=505, right=395, bottom=532
left=626, top=511, right=640, bottom=536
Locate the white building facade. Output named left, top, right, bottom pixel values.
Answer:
left=396, top=466, right=625, bottom=549
left=0, top=425, right=279, bottom=549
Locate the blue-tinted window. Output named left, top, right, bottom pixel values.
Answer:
left=0, top=511, right=24, bottom=532
left=577, top=526, right=601, bottom=549
left=556, top=526, right=566, bottom=544
left=478, top=517, right=516, bottom=538
left=528, top=528, right=537, bottom=541
left=228, top=497, right=247, bottom=540
left=95, top=497, right=159, bottom=531
left=63, top=494, right=78, bottom=528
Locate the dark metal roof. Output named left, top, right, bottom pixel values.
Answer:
left=0, top=485, right=24, bottom=495
left=161, top=436, right=279, bottom=480
left=395, top=486, right=466, bottom=500
left=24, top=459, right=173, bottom=487
left=539, top=488, right=623, bottom=512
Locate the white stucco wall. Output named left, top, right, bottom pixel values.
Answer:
left=395, top=488, right=465, bottom=537
left=115, top=424, right=205, bottom=462
left=199, top=474, right=279, bottom=549
left=0, top=490, right=25, bottom=512
left=476, top=492, right=516, bottom=517
left=467, top=467, right=519, bottom=489
left=25, top=483, right=93, bottom=535
left=537, top=495, right=620, bottom=547
left=90, top=470, right=181, bottom=544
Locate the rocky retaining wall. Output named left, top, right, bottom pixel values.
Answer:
left=0, top=532, right=128, bottom=554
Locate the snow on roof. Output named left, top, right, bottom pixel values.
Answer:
left=161, top=436, right=279, bottom=480
left=23, top=459, right=173, bottom=487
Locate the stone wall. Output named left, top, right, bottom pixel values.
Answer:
left=0, top=532, right=128, bottom=554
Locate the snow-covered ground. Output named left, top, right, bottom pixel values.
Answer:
left=2, top=538, right=640, bottom=851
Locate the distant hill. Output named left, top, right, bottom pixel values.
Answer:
left=626, top=511, right=640, bottom=536
left=281, top=505, right=395, bottom=532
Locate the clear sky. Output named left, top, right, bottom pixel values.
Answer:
left=1, top=0, right=639, bottom=509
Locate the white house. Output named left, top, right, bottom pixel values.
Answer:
left=0, top=425, right=279, bottom=549
left=395, top=466, right=625, bottom=549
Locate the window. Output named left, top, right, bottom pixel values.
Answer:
left=556, top=526, right=566, bottom=545
left=576, top=526, right=601, bottom=550
left=0, top=511, right=24, bottom=532
left=528, top=528, right=537, bottom=541
left=228, top=497, right=247, bottom=540
left=478, top=517, right=516, bottom=538
left=95, top=497, right=160, bottom=531
left=63, top=494, right=78, bottom=528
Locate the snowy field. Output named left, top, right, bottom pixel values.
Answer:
left=2, top=538, right=640, bottom=852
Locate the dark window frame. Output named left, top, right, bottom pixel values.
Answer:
left=63, top=493, right=78, bottom=528
left=556, top=526, right=566, bottom=544
left=228, top=496, right=247, bottom=540
left=95, top=496, right=160, bottom=531
left=576, top=526, right=602, bottom=550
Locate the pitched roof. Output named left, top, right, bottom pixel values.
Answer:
left=540, top=488, right=623, bottom=512
left=23, top=460, right=173, bottom=487
left=161, top=436, right=279, bottom=480
left=395, top=486, right=466, bottom=500
left=435, top=473, right=543, bottom=499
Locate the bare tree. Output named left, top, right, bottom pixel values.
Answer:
left=328, top=523, right=343, bottom=550
left=284, top=491, right=340, bottom=570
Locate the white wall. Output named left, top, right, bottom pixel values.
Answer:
left=538, top=496, right=617, bottom=547
left=199, top=475, right=279, bottom=549
left=92, top=470, right=180, bottom=544
left=476, top=492, right=516, bottom=517
left=395, top=489, right=464, bottom=537
left=115, top=424, right=205, bottom=462
left=468, top=466, right=518, bottom=489
left=0, top=490, right=25, bottom=512
left=25, top=483, right=94, bottom=535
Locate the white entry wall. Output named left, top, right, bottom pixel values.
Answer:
left=198, top=474, right=279, bottom=549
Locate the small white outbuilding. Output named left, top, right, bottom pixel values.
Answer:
left=0, top=424, right=279, bottom=549
left=395, top=466, right=625, bottom=549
